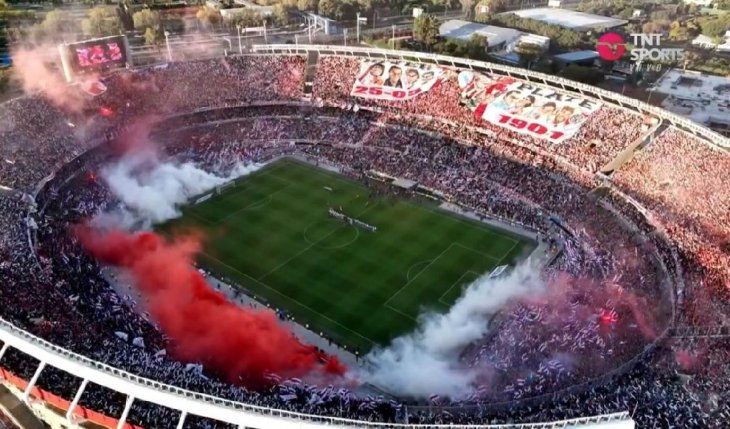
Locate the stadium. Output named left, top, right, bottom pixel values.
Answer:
left=0, top=42, right=728, bottom=429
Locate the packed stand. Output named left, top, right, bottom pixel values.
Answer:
left=612, top=129, right=730, bottom=329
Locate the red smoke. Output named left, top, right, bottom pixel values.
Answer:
left=108, top=115, right=160, bottom=155
left=11, top=46, right=89, bottom=112
left=76, top=227, right=346, bottom=388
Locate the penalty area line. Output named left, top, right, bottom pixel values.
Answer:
left=199, top=250, right=378, bottom=346
left=383, top=242, right=457, bottom=308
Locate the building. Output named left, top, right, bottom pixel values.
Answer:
left=683, top=0, right=714, bottom=6
left=692, top=34, right=717, bottom=49
left=691, top=31, right=730, bottom=52
left=507, top=8, right=628, bottom=32
left=206, top=0, right=273, bottom=21
left=304, top=12, right=341, bottom=35
left=232, top=0, right=274, bottom=15
left=439, top=20, right=549, bottom=53
left=652, top=68, right=730, bottom=137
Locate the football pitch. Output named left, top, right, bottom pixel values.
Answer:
left=162, top=159, right=534, bottom=352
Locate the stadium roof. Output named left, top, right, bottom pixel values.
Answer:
left=507, top=8, right=628, bottom=32
left=440, top=20, right=549, bottom=51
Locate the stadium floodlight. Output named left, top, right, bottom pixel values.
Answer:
left=236, top=25, right=243, bottom=55
left=164, top=31, right=172, bottom=62
left=356, top=12, right=367, bottom=43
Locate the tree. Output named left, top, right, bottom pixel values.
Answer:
left=0, top=68, right=10, bottom=95
left=642, top=19, right=670, bottom=35
left=466, top=33, right=487, bottom=59
left=618, top=7, right=633, bottom=19
left=232, top=9, right=263, bottom=28
left=668, top=21, right=695, bottom=41
left=144, top=27, right=162, bottom=46
left=118, top=0, right=134, bottom=31
left=356, top=0, right=376, bottom=14
left=317, top=0, right=355, bottom=20
left=272, top=4, right=290, bottom=26
left=460, top=0, right=475, bottom=19
left=30, top=10, right=79, bottom=42
left=413, top=13, right=440, bottom=48
left=296, top=0, right=318, bottom=12
left=475, top=0, right=504, bottom=14
left=0, top=0, right=6, bottom=10
left=514, top=42, right=543, bottom=69
left=82, top=7, right=123, bottom=37
left=701, top=15, right=730, bottom=39
left=650, top=10, right=672, bottom=21
left=316, top=0, right=336, bottom=17
left=133, top=9, right=160, bottom=32
left=196, top=6, right=222, bottom=29
left=554, top=29, right=581, bottom=50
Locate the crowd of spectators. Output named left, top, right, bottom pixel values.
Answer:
left=0, top=98, right=82, bottom=193
left=0, top=53, right=726, bottom=428
left=612, top=129, right=730, bottom=330
left=97, top=55, right=307, bottom=118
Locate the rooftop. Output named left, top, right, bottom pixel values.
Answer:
left=439, top=20, right=549, bottom=51
left=552, top=50, right=599, bottom=63
left=440, top=20, right=522, bottom=47
left=507, top=8, right=628, bottom=31
left=652, top=68, right=730, bottom=127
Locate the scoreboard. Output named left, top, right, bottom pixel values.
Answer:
left=59, top=35, right=131, bottom=82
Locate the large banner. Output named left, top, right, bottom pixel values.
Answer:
left=458, top=71, right=602, bottom=143
left=351, top=61, right=444, bottom=101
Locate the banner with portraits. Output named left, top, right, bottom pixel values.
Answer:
left=458, top=70, right=602, bottom=144
left=351, top=60, right=445, bottom=101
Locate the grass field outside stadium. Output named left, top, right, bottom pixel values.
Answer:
left=161, top=159, right=535, bottom=353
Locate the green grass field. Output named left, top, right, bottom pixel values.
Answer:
left=162, top=159, right=534, bottom=352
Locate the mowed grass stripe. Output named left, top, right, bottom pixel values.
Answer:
left=161, top=159, right=535, bottom=351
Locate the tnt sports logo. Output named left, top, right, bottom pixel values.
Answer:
left=596, top=32, right=685, bottom=68
left=596, top=33, right=627, bottom=61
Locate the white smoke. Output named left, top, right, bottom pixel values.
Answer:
left=98, top=150, right=262, bottom=228
left=360, top=261, right=545, bottom=399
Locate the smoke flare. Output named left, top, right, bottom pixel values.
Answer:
left=11, top=45, right=90, bottom=112
left=361, top=262, right=545, bottom=399
left=76, top=227, right=346, bottom=388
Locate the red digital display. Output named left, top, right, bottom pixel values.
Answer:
left=69, top=37, right=126, bottom=71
